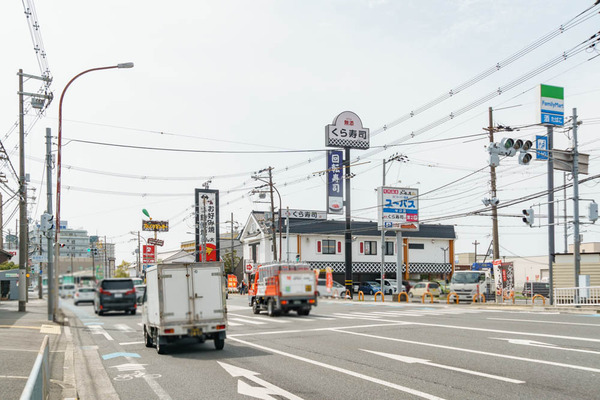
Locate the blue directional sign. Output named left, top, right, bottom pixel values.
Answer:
left=536, top=135, right=548, bottom=160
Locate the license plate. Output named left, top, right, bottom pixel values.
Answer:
left=114, top=293, right=123, bottom=298
left=189, top=327, right=202, bottom=336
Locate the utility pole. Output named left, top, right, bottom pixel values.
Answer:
left=547, top=125, right=555, bottom=305
left=137, top=231, right=141, bottom=274
left=267, top=167, right=277, bottom=262
left=572, top=108, right=581, bottom=290
left=488, top=107, right=500, bottom=261
left=45, top=128, right=55, bottom=320
left=230, top=212, right=234, bottom=273
left=18, top=69, right=27, bottom=312
left=286, top=207, right=290, bottom=262
left=563, top=172, right=568, bottom=253
left=472, top=240, right=480, bottom=263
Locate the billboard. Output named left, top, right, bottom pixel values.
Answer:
left=325, top=111, right=370, bottom=149
left=327, top=150, right=344, bottom=214
left=377, top=187, right=419, bottom=231
left=195, top=189, right=220, bottom=262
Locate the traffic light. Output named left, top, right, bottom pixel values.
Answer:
left=518, top=140, right=533, bottom=165
left=522, top=208, right=534, bottom=227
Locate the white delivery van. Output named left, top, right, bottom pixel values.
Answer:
left=142, top=262, right=227, bottom=354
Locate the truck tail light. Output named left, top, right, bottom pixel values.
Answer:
left=281, top=300, right=288, bottom=305
left=164, top=328, right=174, bottom=334
left=216, top=324, right=226, bottom=330
left=308, top=299, right=315, bottom=304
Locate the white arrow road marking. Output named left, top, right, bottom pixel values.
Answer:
left=111, top=363, right=148, bottom=372
left=115, top=324, right=135, bottom=333
left=361, top=350, right=524, bottom=384
left=228, top=338, right=445, bottom=400
left=218, top=362, right=304, bottom=400
left=334, top=329, right=600, bottom=374
left=87, top=324, right=113, bottom=341
left=491, top=338, right=600, bottom=355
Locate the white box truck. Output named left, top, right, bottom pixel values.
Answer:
left=142, top=262, right=227, bottom=354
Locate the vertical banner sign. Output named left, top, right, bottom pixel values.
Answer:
left=325, top=266, right=333, bottom=294
left=195, top=189, right=220, bottom=262
left=536, top=135, right=548, bottom=160
left=327, top=150, right=344, bottom=214
left=377, top=187, right=419, bottom=231
left=539, top=84, right=564, bottom=126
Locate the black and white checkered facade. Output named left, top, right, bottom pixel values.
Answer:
left=307, top=261, right=452, bottom=274
left=326, top=138, right=370, bottom=149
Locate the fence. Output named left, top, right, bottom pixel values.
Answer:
left=554, top=286, right=600, bottom=306
left=20, top=335, right=49, bottom=400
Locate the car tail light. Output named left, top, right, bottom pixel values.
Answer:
left=164, top=328, right=174, bottom=334
left=216, top=324, right=226, bottom=330
left=125, top=288, right=135, bottom=295
left=100, top=305, right=104, bottom=310
left=281, top=300, right=288, bottom=305
left=98, top=288, right=111, bottom=295
left=309, top=299, right=315, bottom=304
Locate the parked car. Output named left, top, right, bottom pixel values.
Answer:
left=317, top=279, right=348, bottom=297
left=74, top=286, right=95, bottom=305
left=409, top=281, right=441, bottom=298
left=135, top=284, right=146, bottom=304
left=60, top=284, right=76, bottom=298
left=375, top=279, right=405, bottom=295
left=94, top=278, right=137, bottom=316
left=358, top=281, right=381, bottom=295
left=522, top=282, right=550, bottom=298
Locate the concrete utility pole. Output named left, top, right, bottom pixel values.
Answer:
left=45, top=128, right=55, bottom=321
left=18, top=69, right=27, bottom=312
left=488, top=107, right=500, bottom=261
left=230, top=212, right=234, bottom=273
left=472, top=240, right=480, bottom=263
left=267, top=167, right=277, bottom=262
left=572, top=108, right=581, bottom=288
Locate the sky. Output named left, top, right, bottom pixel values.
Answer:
left=1, top=0, right=599, bottom=265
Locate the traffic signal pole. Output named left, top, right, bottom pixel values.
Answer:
left=547, top=125, right=555, bottom=305
left=45, top=128, right=55, bottom=321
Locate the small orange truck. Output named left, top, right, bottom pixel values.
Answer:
left=248, top=262, right=317, bottom=317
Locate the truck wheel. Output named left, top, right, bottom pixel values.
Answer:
left=214, top=338, right=225, bottom=350
left=144, top=326, right=153, bottom=348
left=252, top=300, right=260, bottom=314
left=156, top=336, right=167, bottom=355
left=267, top=299, right=277, bottom=317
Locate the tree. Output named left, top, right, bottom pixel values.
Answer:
left=0, top=261, right=18, bottom=270
left=114, top=260, right=131, bottom=278
left=222, top=250, right=241, bottom=274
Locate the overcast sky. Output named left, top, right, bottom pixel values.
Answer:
left=1, top=0, right=599, bottom=264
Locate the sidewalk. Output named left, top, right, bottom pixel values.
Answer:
left=0, top=295, right=77, bottom=400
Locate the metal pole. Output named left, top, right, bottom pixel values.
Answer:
left=137, top=231, right=141, bottom=275
left=286, top=207, right=290, bottom=262
left=18, top=69, right=27, bottom=312
left=396, top=231, right=403, bottom=293
left=201, top=195, right=208, bottom=262
left=344, top=148, right=353, bottom=297
left=488, top=107, right=500, bottom=261
left=380, top=159, right=386, bottom=294
left=268, top=168, right=277, bottom=261
left=563, top=172, right=568, bottom=253
left=230, top=212, right=234, bottom=273
left=547, top=126, right=555, bottom=305
left=572, top=108, right=581, bottom=291
left=45, top=128, right=54, bottom=320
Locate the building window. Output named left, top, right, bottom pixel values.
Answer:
left=409, top=243, right=424, bottom=250
left=364, top=241, right=377, bottom=255
left=322, top=239, right=336, bottom=254
left=385, top=241, right=394, bottom=255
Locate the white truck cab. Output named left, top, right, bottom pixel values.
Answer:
left=450, top=270, right=495, bottom=302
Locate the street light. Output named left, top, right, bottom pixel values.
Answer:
left=54, top=63, right=134, bottom=312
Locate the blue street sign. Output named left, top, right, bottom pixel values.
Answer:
left=536, top=135, right=548, bottom=160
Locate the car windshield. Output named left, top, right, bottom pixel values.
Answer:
left=451, top=272, right=481, bottom=284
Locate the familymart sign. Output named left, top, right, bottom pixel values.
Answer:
left=540, top=84, right=564, bottom=126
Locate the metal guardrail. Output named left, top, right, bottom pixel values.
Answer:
left=554, top=286, right=600, bottom=306
left=20, top=335, right=49, bottom=400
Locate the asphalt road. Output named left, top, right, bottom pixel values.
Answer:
left=62, top=295, right=600, bottom=400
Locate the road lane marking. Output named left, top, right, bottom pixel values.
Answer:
left=488, top=317, right=600, bottom=327
left=395, top=320, right=600, bottom=343
left=228, top=338, right=445, bottom=400
left=229, top=317, right=267, bottom=325
left=228, top=321, right=243, bottom=326
left=361, top=349, right=524, bottom=384
left=119, top=341, right=144, bottom=346
left=334, top=329, right=600, bottom=374
left=228, top=322, right=408, bottom=338
left=229, top=313, right=290, bottom=324
left=87, top=324, right=114, bottom=341
left=491, top=338, right=600, bottom=355
left=115, top=324, right=135, bottom=333
left=219, top=362, right=304, bottom=400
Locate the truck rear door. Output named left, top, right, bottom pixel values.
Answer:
left=280, top=272, right=315, bottom=297
left=191, top=262, right=225, bottom=321
left=160, top=266, right=191, bottom=325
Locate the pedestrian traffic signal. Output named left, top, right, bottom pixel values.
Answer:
left=522, top=208, right=534, bottom=227
left=589, top=202, right=598, bottom=222
left=40, top=213, right=55, bottom=233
